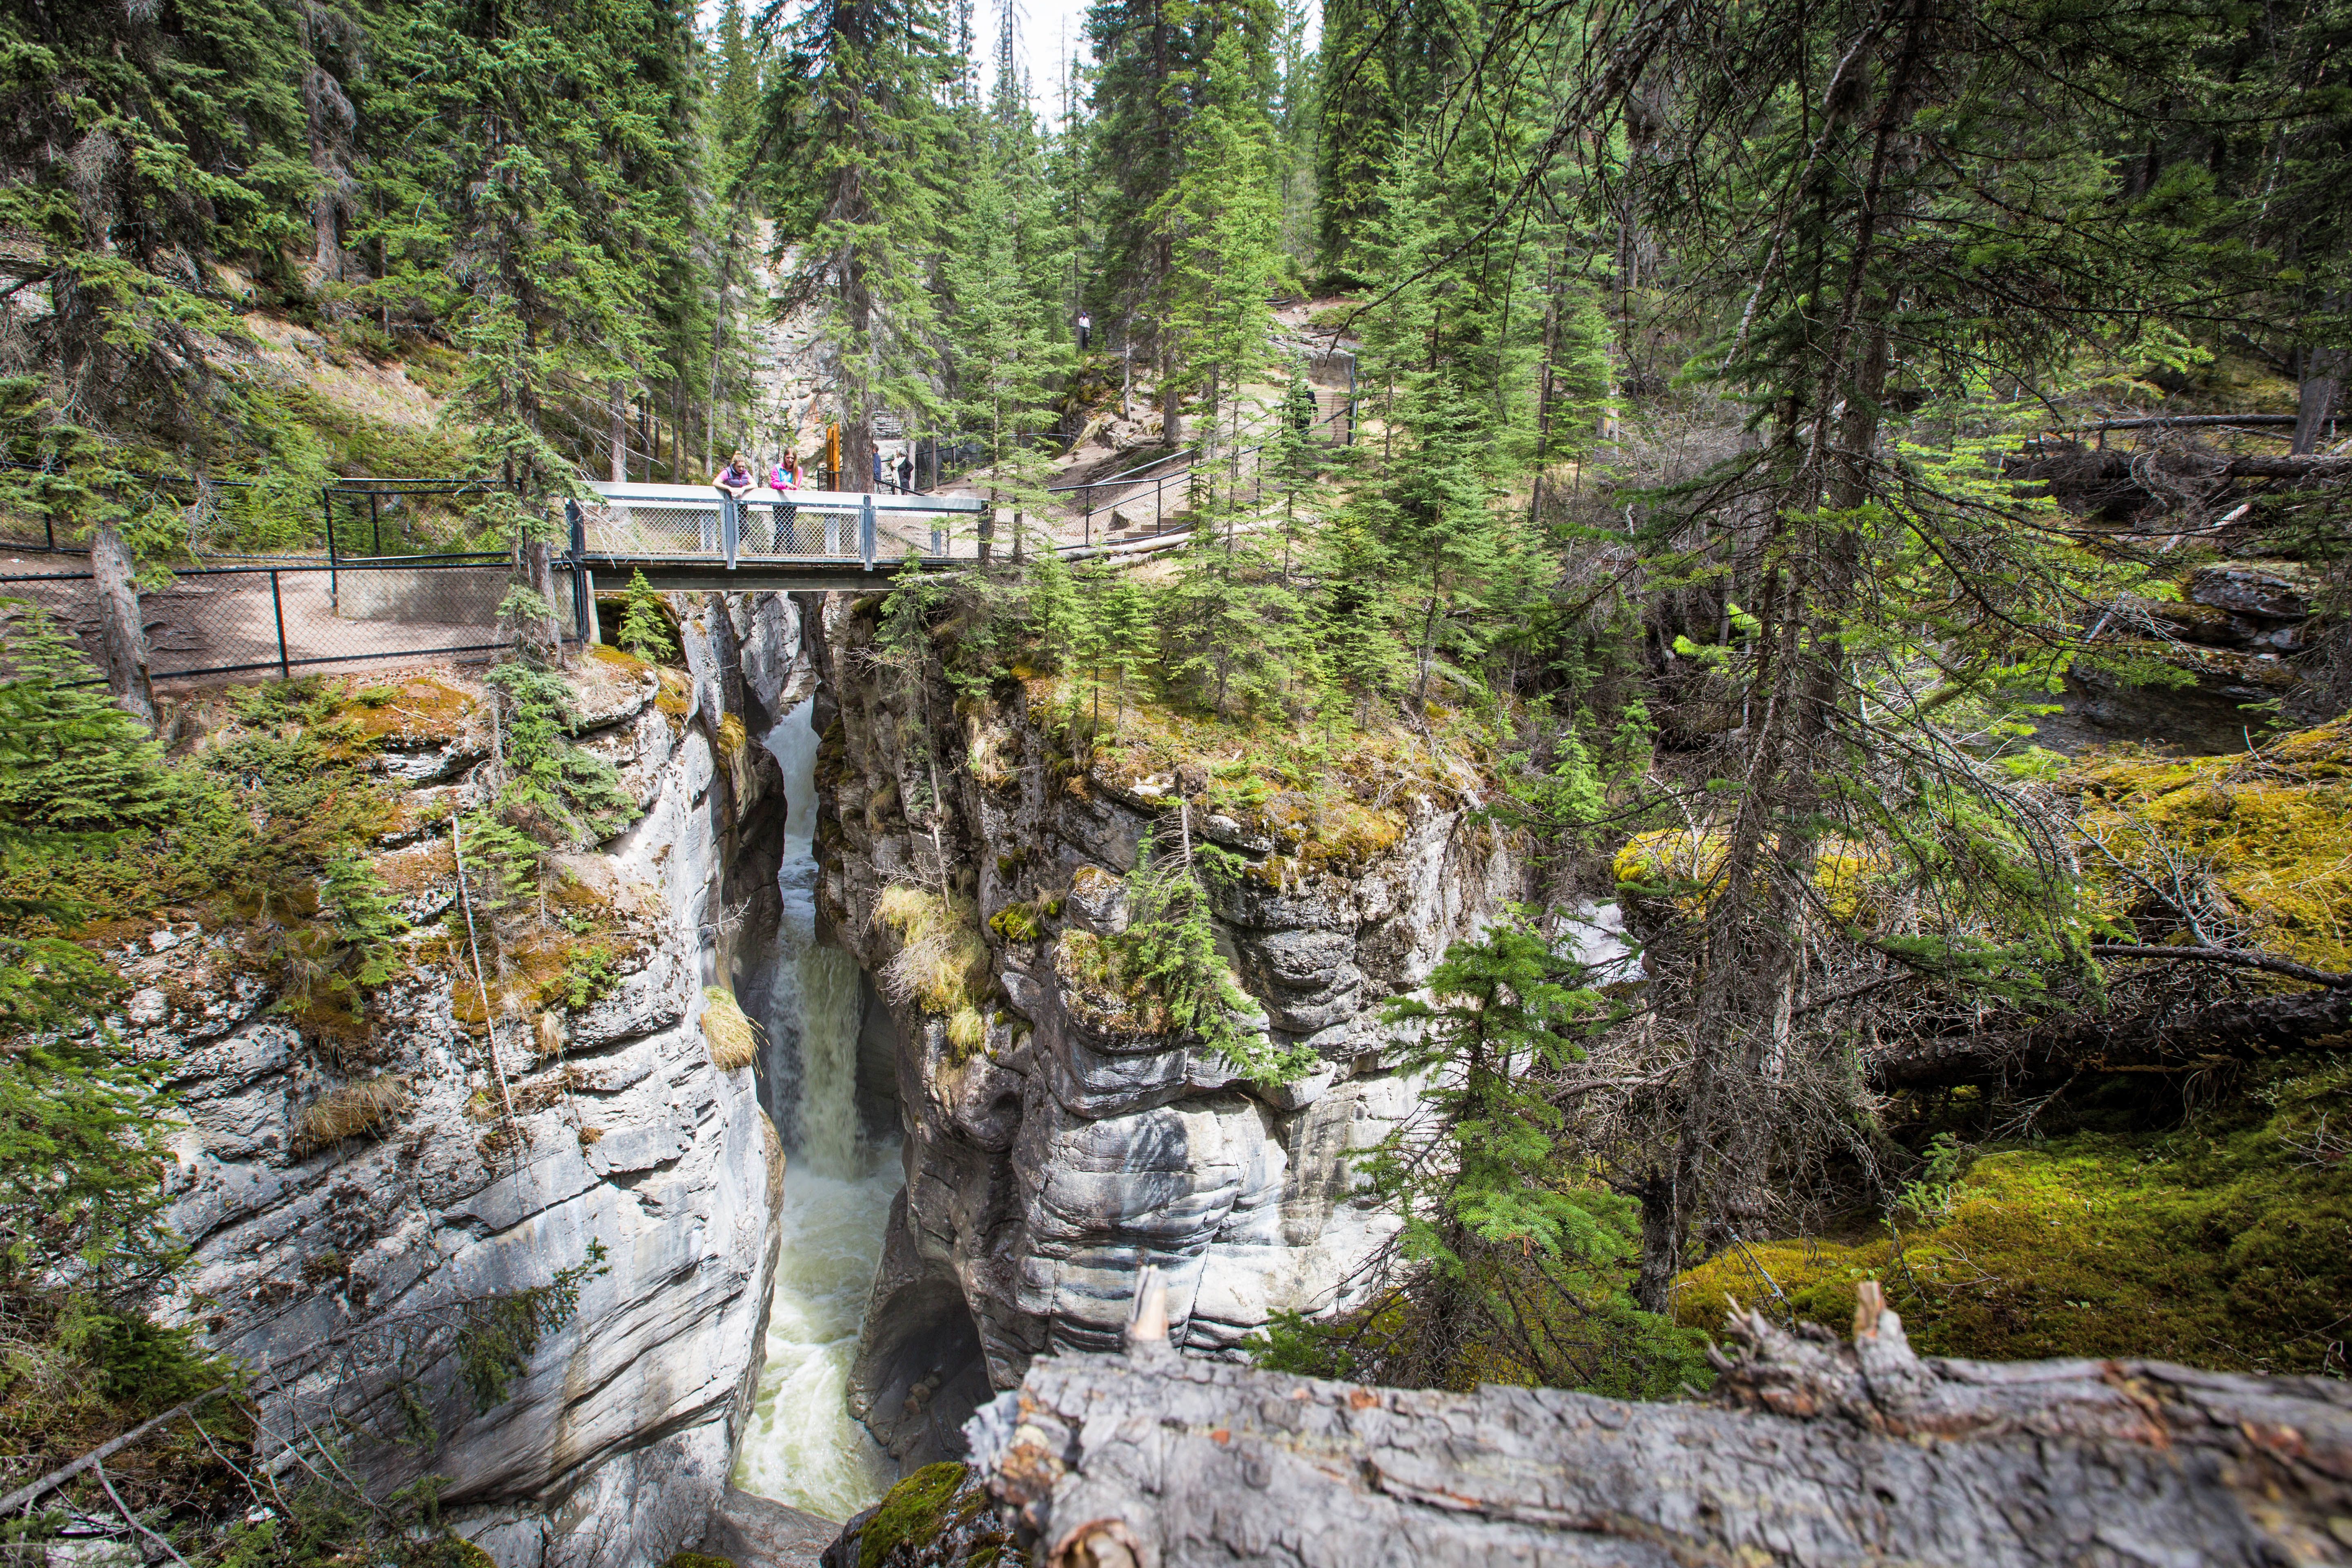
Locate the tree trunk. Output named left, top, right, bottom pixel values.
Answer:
left=610, top=381, right=629, bottom=483
left=978, top=1306, right=2352, bottom=1566
left=90, top=525, right=155, bottom=728
left=2292, top=343, right=2343, bottom=454
left=1162, top=345, right=1184, bottom=448
left=522, top=538, right=566, bottom=665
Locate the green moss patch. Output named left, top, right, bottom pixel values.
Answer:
left=1677, top=1058, right=2352, bottom=1373
left=859, top=1462, right=969, bottom=1568
left=2075, top=717, right=2352, bottom=974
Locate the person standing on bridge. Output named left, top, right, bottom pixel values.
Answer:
left=711, top=450, right=754, bottom=552
left=896, top=450, right=913, bottom=493
left=1078, top=311, right=1091, bottom=352
left=768, top=450, right=801, bottom=552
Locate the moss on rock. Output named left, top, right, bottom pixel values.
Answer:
left=1675, top=1057, right=2352, bottom=1373
left=859, top=1462, right=969, bottom=1568
left=2075, top=717, right=2352, bottom=973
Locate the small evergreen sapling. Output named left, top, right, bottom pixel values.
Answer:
left=617, top=570, right=679, bottom=662
left=1352, top=920, right=1706, bottom=1394
left=1110, top=827, right=1317, bottom=1084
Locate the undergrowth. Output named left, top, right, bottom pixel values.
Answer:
left=1677, top=1057, right=2352, bottom=1375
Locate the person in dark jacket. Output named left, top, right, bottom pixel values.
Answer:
left=710, top=450, right=754, bottom=552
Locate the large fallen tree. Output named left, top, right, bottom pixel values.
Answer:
left=969, top=1284, right=2352, bottom=1567
left=1864, top=973, right=2352, bottom=1091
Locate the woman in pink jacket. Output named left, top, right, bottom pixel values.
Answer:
left=768, top=451, right=802, bottom=552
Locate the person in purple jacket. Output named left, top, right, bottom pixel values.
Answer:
left=710, top=450, right=753, bottom=552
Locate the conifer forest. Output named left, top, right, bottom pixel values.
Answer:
left=1, top=0, right=2351, bottom=1559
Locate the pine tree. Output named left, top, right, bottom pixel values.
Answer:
left=617, top=570, right=681, bottom=661
left=359, top=0, right=705, bottom=509
left=1085, top=0, right=1282, bottom=408
left=0, top=0, right=310, bottom=545
left=1311, top=0, right=1467, bottom=279
left=1274, top=921, right=1701, bottom=1396
left=1153, top=28, right=1290, bottom=472
left=937, top=89, right=1076, bottom=553
left=764, top=0, right=959, bottom=490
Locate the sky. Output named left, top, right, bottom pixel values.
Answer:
left=711, top=0, right=1314, bottom=119
left=999, top=0, right=1096, bottom=116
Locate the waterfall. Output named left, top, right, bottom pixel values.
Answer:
left=732, top=698, right=902, bottom=1520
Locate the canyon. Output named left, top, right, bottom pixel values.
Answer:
left=125, top=584, right=1506, bottom=1563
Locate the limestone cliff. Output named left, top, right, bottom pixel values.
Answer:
left=126, top=593, right=812, bottom=1568
left=797, top=593, right=1523, bottom=1463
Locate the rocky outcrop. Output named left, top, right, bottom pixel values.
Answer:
left=969, top=1295, right=2352, bottom=1566
left=800, top=594, right=1522, bottom=1463
left=2041, top=558, right=2322, bottom=754
left=134, top=595, right=813, bottom=1568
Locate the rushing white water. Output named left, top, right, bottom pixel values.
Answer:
left=732, top=699, right=903, bottom=1521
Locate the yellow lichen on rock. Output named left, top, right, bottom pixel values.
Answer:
left=2074, top=716, right=2352, bottom=973
left=1613, top=828, right=1890, bottom=920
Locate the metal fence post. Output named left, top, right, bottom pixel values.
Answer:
left=723, top=496, right=739, bottom=570
left=859, top=494, right=876, bottom=568
left=323, top=487, right=339, bottom=607
left=566, top=499, right=591, bottom=644
left=269, top=570, right=291, bottom=679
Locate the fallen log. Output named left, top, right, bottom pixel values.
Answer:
left=1866, top=982, right=2352, bottom=1090
left=2011, top=449, right=2352, bottom=487
left=969, top=1283, right=2352, bottom=1567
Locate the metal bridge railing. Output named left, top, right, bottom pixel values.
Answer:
left=577, top=483, right=989, bottom=569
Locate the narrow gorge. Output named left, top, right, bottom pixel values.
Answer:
left=101, top=582, right=1519, bottom=1566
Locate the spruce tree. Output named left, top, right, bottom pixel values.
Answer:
left=359, top=0, right=704, bottom=505
left=763, top=0, right=959, bottom=489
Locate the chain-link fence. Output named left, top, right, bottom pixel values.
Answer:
left=0, top=558, right=562, bottom=685
left=574, top=484, right=991, bottom=565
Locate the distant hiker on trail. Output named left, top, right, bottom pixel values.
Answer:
left=1078, top=311, right=1092, bottom=352
left=769, top=451, right=801, bottom=551
left=897, top=450, right=914, bottom=492
left=872, top=447, right=885, bottom=491
left=711, top=450, right=754, bottom=552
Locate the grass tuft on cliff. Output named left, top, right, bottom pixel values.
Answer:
left=876, top=884, right=992, bottom=1057
left=701, top=985, right=760, bottom=1070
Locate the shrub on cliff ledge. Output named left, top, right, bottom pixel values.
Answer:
left=876, top=884, right=992, bottom=1055
left=1057, top=828, right=1316, bottom=1084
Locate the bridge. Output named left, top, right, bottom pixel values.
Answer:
left=565, top=481, right=991, bottom=593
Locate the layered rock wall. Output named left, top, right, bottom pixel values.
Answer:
left=799, top=594, right=1522, bottom=1461
left=129, top=593, right=812, bottom=1568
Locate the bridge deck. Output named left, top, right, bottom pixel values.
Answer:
left=575, top=482, right=987, bottom=577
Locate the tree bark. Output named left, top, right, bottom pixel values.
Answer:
left=522, top=538, right=566, bottom=665
left=2293, top=345, right=2343, bottom=454
left=973, top=1307, right=2352, bottom=1567
left=91, top=525, right=155, bottom=728
left=609, top=381, right=629, bottom=483
left=1161, top=343, right=1184, bottom=449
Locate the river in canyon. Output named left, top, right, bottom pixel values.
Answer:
left=730, top=699, right=903, bottom=1521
